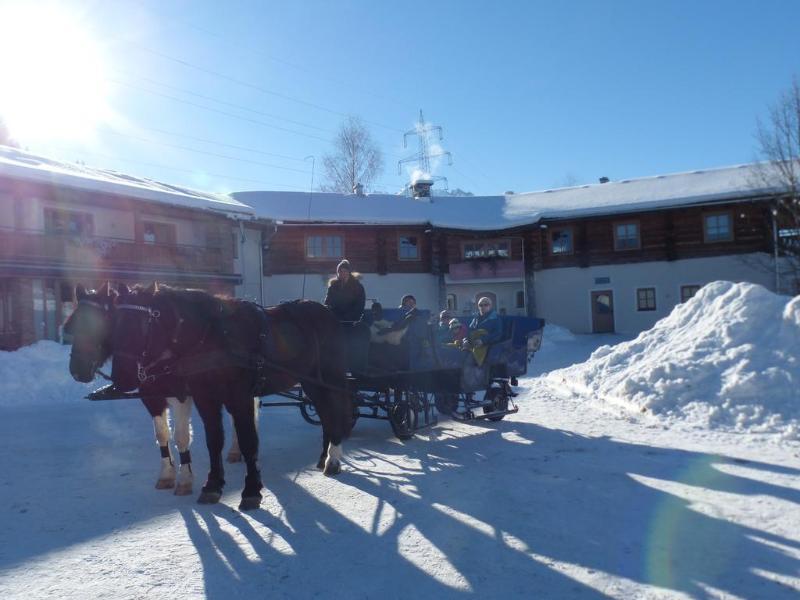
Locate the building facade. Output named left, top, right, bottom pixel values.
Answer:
left=0, top=148, right=249, bottom=349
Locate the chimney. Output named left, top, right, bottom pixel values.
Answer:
left=410, top=179, right=433, bottom=199
left=599, top=176, right=609, bottom=184
left=353, top=182, right=364, bottom=196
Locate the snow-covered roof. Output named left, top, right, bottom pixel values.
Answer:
left=0, top=145, right=253, bottom=216
left=232, top=190, right=534, bottom=231
left=504, top=163, right=784, bottom=222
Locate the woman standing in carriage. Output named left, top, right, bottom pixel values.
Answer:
left=324, top=259, right=365, bottom=322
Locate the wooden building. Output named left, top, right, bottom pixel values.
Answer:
left=0, top=147, right=249, bottom=350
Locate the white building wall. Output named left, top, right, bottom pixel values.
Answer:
left=533, top=253, right=777, bottom=334
left=259, top=272, right=440, bottom=311
left=445, top=281, right=526, bottom=316
left=234, top=225, right=264, bottom=303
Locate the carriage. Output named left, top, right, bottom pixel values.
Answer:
left=260, top=308, right=545, bottom=440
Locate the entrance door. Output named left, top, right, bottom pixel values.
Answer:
left=591, top=290, right=614, bottom=333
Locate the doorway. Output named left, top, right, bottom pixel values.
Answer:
left=591, top=290, right=615, bottom=333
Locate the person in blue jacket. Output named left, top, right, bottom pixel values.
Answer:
left=463, top=297, right=502, bottom=364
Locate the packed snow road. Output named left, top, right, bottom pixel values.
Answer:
left=0, top=341, right=798, bottom=599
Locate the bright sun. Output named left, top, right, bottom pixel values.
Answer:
left=0, top=2, right=112, bottom=143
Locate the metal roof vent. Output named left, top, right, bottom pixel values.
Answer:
left=410, top=179, right=433, bottom=199
left=353, top=182, right=365, bottom=196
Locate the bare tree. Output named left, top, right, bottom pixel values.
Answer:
left=321, top=116, right=383, bottom=193
left=754, top=77, right=800, bottom=294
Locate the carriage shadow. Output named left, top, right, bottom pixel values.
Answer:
left=181, top=414, right=800, bottom=599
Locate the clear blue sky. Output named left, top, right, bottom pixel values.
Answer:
left=4, top=0, right=800, bottom=196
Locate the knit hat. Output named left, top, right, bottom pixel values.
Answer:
left=336, top=259, right=351, bottom=273
left=448, top=318, right=462, bottom=330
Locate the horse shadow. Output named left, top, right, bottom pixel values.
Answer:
left=180, top=413, right=800, bottom=599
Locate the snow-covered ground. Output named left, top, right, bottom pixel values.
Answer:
left=1, top=286, right=799, bottom=599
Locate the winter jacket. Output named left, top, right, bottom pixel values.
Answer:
left=324, top=276, right=366, bottom=322
left=468, top=309, right=503, bottom=345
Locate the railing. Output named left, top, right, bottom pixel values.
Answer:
left=0, top=229, right=230, bottom=274
left=448, top=259, right=524, bottom=281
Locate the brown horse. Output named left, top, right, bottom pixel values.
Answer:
left=110, top=284, right=353, bottom=510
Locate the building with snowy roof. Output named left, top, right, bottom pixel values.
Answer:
left=0, top=145, right=252, bottom=348
left=233, top=163, right=789, bottom=335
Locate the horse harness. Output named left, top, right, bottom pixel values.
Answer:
left=117, top=299, right=336, bottom=396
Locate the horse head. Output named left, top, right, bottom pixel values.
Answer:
left=112, top=283, right=214, bottom=392
left=64, top=282, right=117, bottom=383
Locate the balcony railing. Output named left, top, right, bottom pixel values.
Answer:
left=0, top=229, right=230, bottom=275
left=448, top=259, right=524, bottom=281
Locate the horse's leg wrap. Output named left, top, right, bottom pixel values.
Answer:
left=317, top=430, right=330, bottom=470
left=171, top=397, right=194, bottom=496
left=324, top=442, right=344, bottom=477
left=154, top=411, right=176, bottom=489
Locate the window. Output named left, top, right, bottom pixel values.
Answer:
left=44, top=208, right=93, bottom=236
left=614, top=222, right=640, bottom=250
left=550, top=228, right=573, bottom=255
left=142, top=221, right=177, bottom=245
left=462, top=239, right=510, bottom=260
left=306, top=235, right=343, bottom=259
left=446, top=293, right=457, bottom=311
left=398, top=235, right=420, bottom=260
left=636, top=288, right=656, bottom=311
left=704, top=213, right=732, bottom=242
left=0, top=280, right=13, bottom=334
left=680, top=285, right=701, bottom=303
left=516, top=290, right=525, bottom=308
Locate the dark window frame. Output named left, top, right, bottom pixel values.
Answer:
left=636, top=287, right=656, bottom=311
left=680, top=284, right=701, bottom=303
left=548, top=227, right=574, bottom=255
left=397, top=233, right=421, bottom=261
left=613, top=221, right=641, bottom=251
left=460, top=238, right=512, bottom=260
left=305, top=234, right=344, bottom=260
left=44, top=207, right=94, bottom=237
left=703, top=212, right=733, bottom=243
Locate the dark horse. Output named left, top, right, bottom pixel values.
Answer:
left=64, top=283, right=201, bottom=494
left=110, top=284, right=353, bottom=510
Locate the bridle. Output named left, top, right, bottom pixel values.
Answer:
left=69, top=299, right=113, bottom=381
left=115, top=300, right=186, bottom=385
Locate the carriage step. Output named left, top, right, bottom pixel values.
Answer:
left=449, top=405, right=519, bottom=422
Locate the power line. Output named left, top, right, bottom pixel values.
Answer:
left=113, top=71, right=333, bottom=134
left=107, top=78, right=332, bottom=143
left=122, top=124, right=307, bottom=163
left=127, top=0, right=417, bottom=118
left=100, top=129, right=312, bottom=174
left=123, top=41, right=404, bottom=134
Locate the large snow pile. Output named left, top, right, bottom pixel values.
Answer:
left=0, top=341, right=98, bottom=407
left=546, top=281, right=800, bottom=438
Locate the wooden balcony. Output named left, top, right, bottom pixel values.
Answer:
left=0, top=229, right=232, bottom=276
left=448, top=259, right=524, bottom=281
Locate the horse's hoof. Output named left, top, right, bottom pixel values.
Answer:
left=323, top=462, right=341, bottom=477
left=174, top=483, right=193, bottom=496
left=155, top=478, right=176, bottom=490
left=238, top=496, right=262, bottom=511
left=226, top=452, right=242, bottom=463
left=316, top=457, right=326, bottom=470
left=197, top=490, right=222, bottom=504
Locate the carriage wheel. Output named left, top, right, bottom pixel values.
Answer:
left=389, top=400, right=417, bottom=440
left=483, top=387, right=509, bottom=422
left=299, top=400, right=322, bottom=426
left=435, top=393, right=459, bottom=415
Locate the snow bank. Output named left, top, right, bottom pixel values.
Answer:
left=540, top=323, right=576, bottom=347
left=0, top=341, right=99, bottom=407
left=546, top=282, right=800, bottom=438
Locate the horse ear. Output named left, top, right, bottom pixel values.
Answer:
left=116, top=282, right=130, bottom=296
left=75, top=284, right=87, bottom=301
